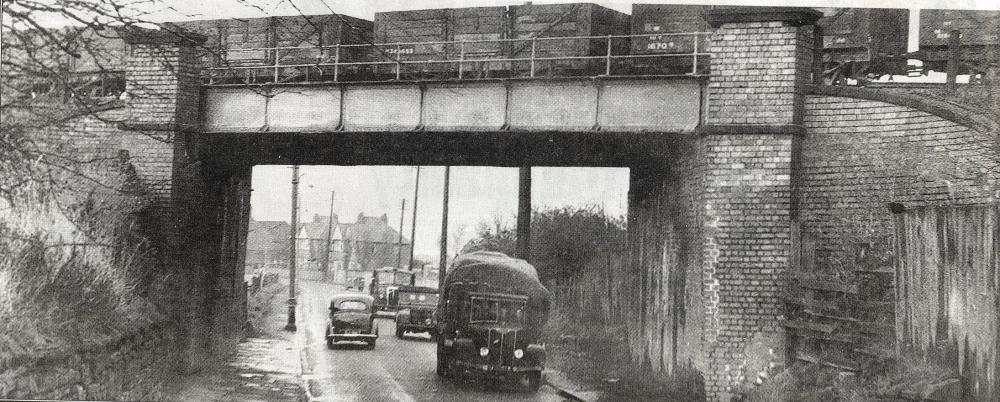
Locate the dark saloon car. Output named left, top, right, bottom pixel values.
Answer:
left=326, top=293, right=379, bottom=349
left=394, top=285, right=439, bottom=338
left=435, top=251, right=551, bottom=391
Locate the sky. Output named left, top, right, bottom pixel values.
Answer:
left=250, top=166, right=630, bottom=260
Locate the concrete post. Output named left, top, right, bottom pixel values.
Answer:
left=700, top=7, right=821, bottom=400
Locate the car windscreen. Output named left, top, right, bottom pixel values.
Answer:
left=337, top=300, right=369, bottom=312
left=400, top=292, right=438, bottom=305
left=469, top=296, right=525, bottom=325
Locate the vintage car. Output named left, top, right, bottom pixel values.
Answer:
left=394, top=285, right=439, bottom=338
left=435, top=251, right=551, bottom=391
left=325, top=293, right=379, bottom=349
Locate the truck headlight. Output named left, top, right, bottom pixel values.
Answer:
left=514, top=349, right=524, bottom=359
left=479, top=347, right=489, bottom=357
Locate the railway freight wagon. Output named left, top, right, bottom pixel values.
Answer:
left=372, top=3, right=629, bottom=79
left=176, top=14, right=374, bottom=83
left=918, top=9, right=1000, bottom=78
left=629, top=4, right=712, bottom=75
left=816, top=8, right=909, bottom=82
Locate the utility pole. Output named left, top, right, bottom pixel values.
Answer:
left=408, top=167, right=420, bottom=272
left=397, top=198, right=406, bottom=270
left=286, top=165, right=299, bottom=332
left=516, top=166, right=531, bottom=261
left=323, top=191, right=335, bottom=280
left=438, top=166, right=450, bottom=291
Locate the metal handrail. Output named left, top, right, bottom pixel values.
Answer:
left=202, top=32, right=713, bottom=84
left=210, top=32, right=715, bottom=53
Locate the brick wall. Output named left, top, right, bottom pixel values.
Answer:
left=707, top=21, right=814, bottom=125
left=700, top=133, right=794, bottom=398
left=799, top=94, right=1000, bottom=269
left=0, top=323, right=181, bottom=401
left=700, top=8, right=821, bottom=400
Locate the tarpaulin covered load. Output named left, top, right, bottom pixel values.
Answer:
left=444, top=251, right=552, bottom=319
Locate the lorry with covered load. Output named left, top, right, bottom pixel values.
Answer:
left=434, top=251, right=551, bottom=391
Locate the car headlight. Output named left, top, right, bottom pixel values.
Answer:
left=479, top=347, right=489, bottom=357
left=513, top=349, right=524, bottom=359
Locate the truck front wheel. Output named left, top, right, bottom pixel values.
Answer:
left=519, top=371, right=541, bottom=392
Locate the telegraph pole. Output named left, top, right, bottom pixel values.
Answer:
left=438, top=166, right=450, bottom=291
left=397, top=198, right=406, bottom=270
left=408, top=167, right=420, bottom=272
left=516, top=167, right=531, bottom=261
left=323, top=191, right=335, bottom=280
left=286, top=165, right=299, bottom=332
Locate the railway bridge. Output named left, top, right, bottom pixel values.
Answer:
left=106, top=7, right=998, bottom=401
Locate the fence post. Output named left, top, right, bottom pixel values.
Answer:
left=530, top=38, right=536, bottom=78
left=458, top=41, right=465, bottom=79
left=273, top=48, right=280, bottom=83
left=333, top=44, right=340, bottom=82
left=605, top=35, right=613, bottom=76
left=395, top=44, right=402, bottom=80
left=692, top=33, right=699, bottom=75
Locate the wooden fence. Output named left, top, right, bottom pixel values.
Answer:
left=783, top=223, right=896, bottom=372
left=893, top=204, right=999, bottom=402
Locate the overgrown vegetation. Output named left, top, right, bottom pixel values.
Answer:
left=0, top=151, right=166, bottom=356
left=745, top=357, right=958, bottom=402
left=463, top=206, right=625, bottom=313
left=245, top=274, right=284, bottom=337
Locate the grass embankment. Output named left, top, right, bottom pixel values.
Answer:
left=0, top=158, right=165, bottom=358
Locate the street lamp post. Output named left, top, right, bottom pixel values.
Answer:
left=286, top=165, right=299, bottom=331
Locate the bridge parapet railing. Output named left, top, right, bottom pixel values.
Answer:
left=201, top=32, right=712, bottom=85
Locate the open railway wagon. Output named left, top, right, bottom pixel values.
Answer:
left=371, top=3, right=630, bottom=80
left=629, top=4, right=712, bottom=76
left=816, top=8, right=909, bottom=84
left=178, top=14, right=374, bottom=84
left=916, top=9, right=999, bottom=81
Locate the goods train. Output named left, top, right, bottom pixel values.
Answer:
left=11, top=4, right=998, bottom=87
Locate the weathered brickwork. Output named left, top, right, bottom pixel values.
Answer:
left=707, top=21, right=814, bottom=125
left=799, top=95, right=1000, bottom=267
left=699, top=8, right=820, bottom=400
left=701, top=134, right=794, bottom=398
left=0, top=323, right=181, bottom=401
left=125, top=44, right=202, bottom=130
left=626, top=137, right=706, bottom=385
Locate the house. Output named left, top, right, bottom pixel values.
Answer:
left=246, top=220, right=291, bottom=273
left=296, top=213, right=412, bottom=284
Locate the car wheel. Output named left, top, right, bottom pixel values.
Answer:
left=326, top=337, right=334, bottom=349
left=367, top=339, right=376, bottom=349
left=395, top=326, right=404, bottom=338
left=518, top=371, right=541, bottom=392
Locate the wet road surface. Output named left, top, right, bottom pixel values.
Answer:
left=297, top=280, right=564, bottom=402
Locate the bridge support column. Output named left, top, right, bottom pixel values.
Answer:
left=120, top=27, right=222, bottom=372
left=699, top=7, right=820, bottom=400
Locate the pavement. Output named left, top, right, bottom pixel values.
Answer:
left=168, top=279, right=592, bottom=402
left=166, top=288, right=306, bottom=402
